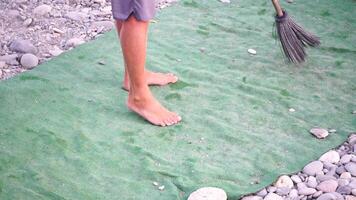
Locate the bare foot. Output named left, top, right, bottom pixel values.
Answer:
left=127, top=91, right=181, bottom=126
left=122, top=71, right=178, bottom=91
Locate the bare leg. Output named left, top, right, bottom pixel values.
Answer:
left=119, top=16, right=181, bottom=126
left=115, top=21, right=178, bottom=91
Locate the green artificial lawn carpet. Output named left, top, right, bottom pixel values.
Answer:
left=0, top=0, right=355, bottom=199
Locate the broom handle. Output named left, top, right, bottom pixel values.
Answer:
left=271, top=0, right=284, bottom=17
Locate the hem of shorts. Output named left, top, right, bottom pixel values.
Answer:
left=113, top=12, right=154, bottom=22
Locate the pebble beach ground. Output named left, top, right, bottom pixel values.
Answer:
left=1, top=1, right=355, bottom=200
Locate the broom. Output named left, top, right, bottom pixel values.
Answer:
left=271, top=0, right=320, bottom=64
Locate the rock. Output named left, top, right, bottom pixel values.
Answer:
left=65, top=11, right=89, bottom=21
left=340, top=154, right=352, bottom=164
left=0, top=61, right=5, bottom=68
left=23, top=18, right=33, bottom=27
left=219, top=0, right=231, bottom=3
left=263, top=193, right=283, bottom=200
left=291, top=175, right=302, bottom=183
left=9, top=39, right=37, bottom=54
left=33, top=5, right=52, bottom=16
left=306, top=176, right=318, bottom=188
left=336, top=165, right=346, bottom=175
left=289, top=108, right=296, bottom=112
left=338, top=178, right=350, bottom=187
left=275, top=175, right=294, bottom=189
left=316, top=180, right=338, bottom=192
left=266, top=186, right=276, bottom=193
left=20, top=54, right=38, bottom=69
left=158, top=185, right=165, bottom=191
left=298, top=187, right=316, bottom=195
left=276, top=187, right=290, bottom=196
left=248, top=49, right=257, bottom=55
left=66, top=38, right=85, bottom=48
left=241, top=196, right=263, bottom=200
left=289, top=189, right=298, bottom=199
left=349, top=134, right=356, bottom=145
left=345, top=162, right=356, bottom=176
left=349, top=180, right=356, bottom=189
left=319, top=150, right=340, bottom=164
left=352, top=188, right=356, bottom=196
left=313, top=191, right=323, bottom=198
left=336, top=185, right=352, bottom=195
left=310, top=128, right=329, bottom=139
left=187, top=187, right=227, bottom=200
left=345, top=195, right=356, bottom=200
left=91, top=21, right=114, bottom=31
left=256, top=189, right=267, bottom=197
left=340, top=172, right=352, bottom=179
left=49, top=46, right=64, bottom=56
left=316, top=193, right=337, bottom=200
left=316, top=174, right=337, bottom=182
left=303, top=161, right=323, bottom=176
left=0, top=54, right=19, bottom=65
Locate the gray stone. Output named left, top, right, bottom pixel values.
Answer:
left=23, top=18, right=33, bottom=27
left=349, top=180, right=356, bottom=189
left=319, top=150, right=340, bottom=164
left=310, top=128, right=329, bottom=139
left=298, top=187, right=316, bottom=195
left=316, top=193, right=337, bottom=200
left=33, top=5, right=52, bottom=16
left=317, top=180, right=338, bottom=192
left=263, top=193, right=283, bottom=200
left=266, top=186, right=276, bottom=193
left=289, top=189, right=298, bottom=198
left=307, top=176, right=318, bottom=188
left=303, top=161, right=323, bottom=176
left=340, top=172, right=352, bottom=179
left=313, top=191, right=323, bottom=198
left=9, top=39, right=37, bottom=54
left=65, top=11, right=89, bottom=21
left=0, top=54, right=19, bottom=65
left=66, top=38, right=85, bottom=48
left=336, top=165, right=347, bottom=175
left=340, top=154, right=352, bottom=164
left=0, top=61, right=5, bottom=68
left=91, top=21, right=114, bottom=31
left=352, top=189, right=356, bottom=196
left=276, top=187, right=290, bottom=196
left=187, top=187, right=227, bottom=200
left=316, top=174, right=337, bottom=182
left=256, top=189, right=267, bottom=197
left=275, top=175, right=294, bottom=189
left=345, top=162, right=356, bottom=176
left=291, top=175, right=302, bottom=183
left=336, top=185, right=352, bottom=195
left=241, top=196, right=263, bottom=200
left=20, top=53, right=38, bottom=69
left=338, top=178, right=350, bottom=187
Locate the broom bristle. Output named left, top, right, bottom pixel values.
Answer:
left=275, top=11, right=320, bottom=64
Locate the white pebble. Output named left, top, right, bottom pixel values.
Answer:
left=248, top=49, right=257, bottom=55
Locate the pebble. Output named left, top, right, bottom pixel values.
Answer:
left=319, top=150, right=340, bottom=164
left=264, top=193, right=283, bottom=200
left=345, top=162, right=356, bottom=176
left=310, top=128, right=329, bottom=139
left=303, top=161, right=323, bottom=176
left=9, top=39, right=38, bottom=54
left=352, top=189, right=356, bottom=196
left=0, top=54, right=19, bottom=65
left=336, top=186, right=352, bottom=195
left=289, top=108, right=296, bottom=112
left=66, top=38, right=85, bottom=48
left=248, top=48, right=257, bottom=55
left=316, top=193, right=337, bottom=200
left=317, top=180, right=338, bottom=192
left=187, top=187, right=227, bottom=200
left=345, top=195, right=356, bottom=200
left=291, top=175, right=302, bottom=183
left=0, top=61, right=5, bottom=69
left=275, top=175, right=294, bottom=189
left=298, top=188, right=317, bottom=195
left=65, top=11, right=89, bottom=21
left=241, top=196, right=263, bottom=200
left=49, top=46, right=64, bottom=56
left=256, top=189, right=267, bottom=197
left=340, top=154, right=353, bottom=164
left=340, top=172, right=352, bottom=179
left=276, top=187, right=290, bottom=196
left=152, top=181, right=159, bottom=186
left=289, top=189, right=298, bottom=199
left=23, top=18, right=33, bottom=27
left=306, top=176, right=318, bottom=188
left=219, top=0, right=231, bottom=3
left=20, top=53, right=39, bottom=69
left=33, top=4, right=52, bottom=16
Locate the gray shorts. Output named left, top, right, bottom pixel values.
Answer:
left=111, top=0, right=156, bottom=21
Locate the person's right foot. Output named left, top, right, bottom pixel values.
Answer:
left=127, top=91, right=181, bottom=126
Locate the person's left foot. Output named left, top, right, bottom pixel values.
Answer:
left=122, top=71, right=178, bottom=91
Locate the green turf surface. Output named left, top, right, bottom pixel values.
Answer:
left=0, top=0, right=355, bottom=199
